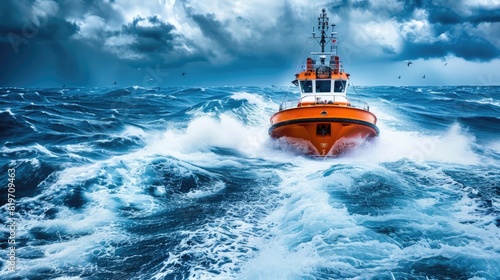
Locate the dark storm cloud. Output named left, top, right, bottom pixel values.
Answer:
left=34, top=17, right=79, bottom=41
left=2, top=1, right=163, bottom=40
left=187, top=7, right=305, bottom=70
left=191, top=13, right=232, bottom=47
left=115, top=15, right=177, bottom=60
left=189, top=12, right=242, bottom=62
left=0, top=0, right=187, bottom=86
left=427, top=10, right=462, bottom=25
left=427, top=4, right=500, bottom=25
left=397, top=21, right=500, bottom=61
left=453, top=38, right=500, bottom=61
left=468, top=8, right=500, bottom=24
left=400, top=37, right=499, bottom=61
left=0, top=0, right=86, bottom=86
left=0, top=1, right=78, bottom=45
left=0, top=1, right=30, bottom=31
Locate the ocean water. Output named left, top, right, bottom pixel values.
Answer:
left=0, top=85, right=499, bottom=279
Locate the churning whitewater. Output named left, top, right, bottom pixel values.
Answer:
left=0, top=86, right=499, bottom=279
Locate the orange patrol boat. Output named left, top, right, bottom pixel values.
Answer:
left=269, top=8, right=379, bottom=156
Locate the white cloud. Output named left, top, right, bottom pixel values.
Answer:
left=369, top=0, right=404, bottom=14
left=184, top=0, right=284, bottom=43
left=399, top=9, right=437, bottom=43
left=463, top=0, right=500, bottom=9
left=74, top=15, right=107, bottom=41
left=437, top=32, right=450, bottom=41
left=32, top=0, right=59, bottom=26
left=434, top=0, right=500, bottom=17
left=344, top=9, right=403, bottom=58
left=467, top=22, right=500, bottom=49
left=108, top=0, right=159, bottom=24
left=357, top=20, right=403, bottom=55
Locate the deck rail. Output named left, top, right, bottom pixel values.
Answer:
left=279, top=95, right=370, bottom=111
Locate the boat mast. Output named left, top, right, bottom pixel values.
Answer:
left=310, top=9, right=338, bottom=59
left=318, top=8, right=329, bottom=53
left=311, top=9, right=336, bottom=53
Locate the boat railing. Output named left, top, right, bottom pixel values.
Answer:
left=279, top=95, right=370, bottom=111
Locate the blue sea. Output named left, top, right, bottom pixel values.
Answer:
left=1, top=85, right=499, bottom=279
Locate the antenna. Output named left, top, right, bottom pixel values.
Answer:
left=331, top=23, right=337, bottom=56
left=308, top=8, right=336, bottom=55
left=318, top=8, right=329, bottom=53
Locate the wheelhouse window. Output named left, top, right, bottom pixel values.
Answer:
left=300, top=80, right=313, bottom=93
left=334, top=80, right=346, bottom=93
left=316, top=80, right=331, bottom=93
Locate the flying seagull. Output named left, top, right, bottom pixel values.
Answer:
left=444, top=62, right=448, bottom=66
left=182, top=72, right=186, bottom=76
left=407, top=61, right=413, bottom=67
left=398, top=75, right=401, bottom=79
left=113, top=81, right=117, bottom=85
left=422, top=75, right=426, bottom=79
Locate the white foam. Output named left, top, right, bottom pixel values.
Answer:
left=153, top=182, right=281, bottom=279
left=64, top=143, right=94, bottom=153
left=345, top=123, right=481, bottom=165
left=238, top=165, right=361, bottom=278
left=239, top=240, right=317, bottom=280
left=118, top=125, right=148, bottom=139
left=488, top=140, right=500, bottom=154
left=0, top=107, right=14, bottom=115
left=237, top=157, right=500, bottom=279
left=415, top=198, right=438, bottom=208
left=465, top=97, right=500, bottom=108
left=157, top=114, right=270, bottom=157
left=186, top=181, right=226, bottom=199
left=24, top=119, right=38, bottom=132
left=7, top=158, right=41, bottom=168
left=12, top=223, right=128, bottom=276
left=2, top=145, right=182, bottom=276
left=1, top=143, right=57, bottom=157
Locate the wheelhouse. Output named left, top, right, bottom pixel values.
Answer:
left=299, top=79, right=347, bottom=94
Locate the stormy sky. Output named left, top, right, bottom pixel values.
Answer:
left=1, top=0, right=499, bottom=87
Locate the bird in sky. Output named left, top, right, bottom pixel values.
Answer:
left=422, top=75, right=426, bottom=79
left=406, top=61, right=413, bottom=67
left=182, top=72, right=186, bottom=76
left=113, top=81, right=117, bottom=85
left=398, top=75, right=401, bottom=79
left=444, top=62, right=448, bottom=66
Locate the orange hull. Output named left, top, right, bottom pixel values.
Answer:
left=269, top=105, right=379, bottom=156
